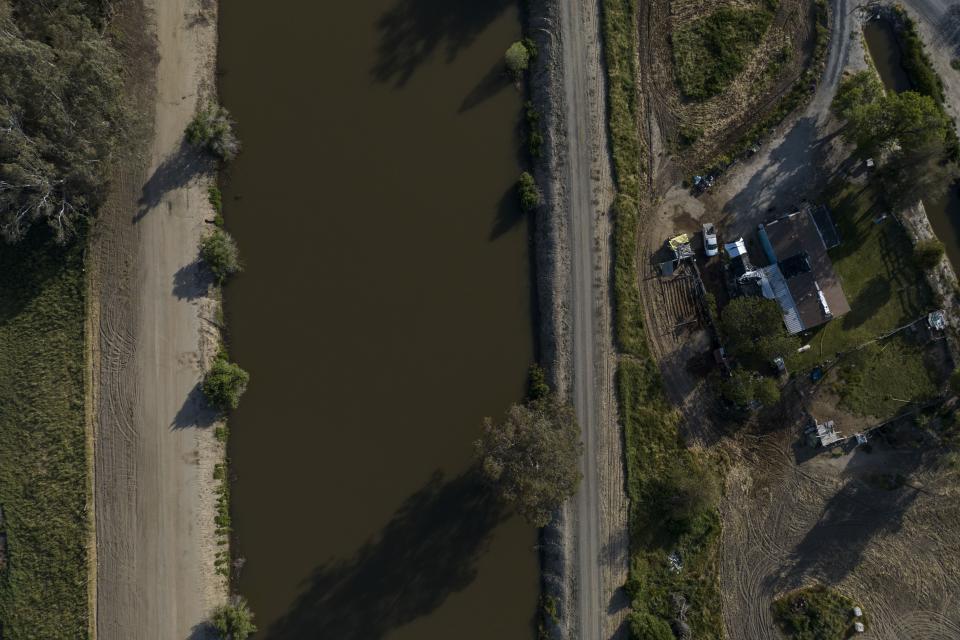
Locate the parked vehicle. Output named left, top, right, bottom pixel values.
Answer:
left=703, top=222, right=719, bottom=257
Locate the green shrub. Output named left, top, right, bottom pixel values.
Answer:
left=200, top=229, right=243, bottom=283
left=527, top=363, right=551, bottom=401
left=518, top=172, right=542, bottom=213
left=208, top=185, right=223, bottom=214
left=772, top=585, right=864, bottom=639
left=952, top=59, right=960, bottom=71
left=915, top=238, right=945, bottom=270
left=186, top=104, right=240, bottom=161
left=672, top=7, right=774, bottom=101
left=720, top=296, right=797, bottom=363
left=629, top=611, right=674, bottom=640
left=505, top=40, right=531, bottom=79
left=525, top=102, right=544, bottom=158
left=203, top=352, right=250, bottom=411
left=211, top=596, right=257, bottom=640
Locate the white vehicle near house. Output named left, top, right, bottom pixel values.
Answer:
left=703, top=222, right=719, bottom=257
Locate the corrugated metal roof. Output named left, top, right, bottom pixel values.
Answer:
left=762, top=264, right=804, bottom=334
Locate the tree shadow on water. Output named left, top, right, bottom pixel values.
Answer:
left=459, top=60, right=512, bottom=112
left=371, top=0, right=514, bottom=87
left=490, top=184, right=524, bottom=240
left=264, top=469, right=505, bottom=640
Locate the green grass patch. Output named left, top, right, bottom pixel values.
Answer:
left=618, top=359, right=724, bottom=638
left=835, top=334, right=940, bottom=418
left=772, top=584, right=865, bottom=639
left=790, top=183, right=933, bottom=370
left=601, top=0, right=649, bottom=358
left=0, top=234, right=88, bottom=638
left=673, top=6, right=775, bottom=101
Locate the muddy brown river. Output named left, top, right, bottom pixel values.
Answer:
left=218, top=2, right=537, bottom=638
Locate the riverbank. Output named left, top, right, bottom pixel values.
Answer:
left=90, top=0, right=227, bottom=635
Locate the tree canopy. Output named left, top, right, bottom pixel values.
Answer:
left=720, top=296, right=796, bottom=363
left=200, top=229, right=243, bottom=283
left=211, top=597, right=257, bottom=640
left=202, top=352, right=250, bottom=411
left=0, top=0, right=125, bottom=243
left=832, top=71, right=949, bottom=156
left=474, top=396, right=582, bottom=527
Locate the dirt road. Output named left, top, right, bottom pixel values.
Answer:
left=92, top=0, right=225, bottom=637
left=556, top=0, right=625, bottom=638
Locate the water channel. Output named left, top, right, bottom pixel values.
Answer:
left=864, top=18, right=960, bottom=270
left=218, top=2, right=537, bottom=638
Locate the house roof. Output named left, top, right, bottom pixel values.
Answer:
left=760, top=209, right=850, bottom=332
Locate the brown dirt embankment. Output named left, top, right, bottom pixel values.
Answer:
left=89, top=0, right=227, bottom=637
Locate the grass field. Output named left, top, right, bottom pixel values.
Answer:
left=0, top=234, right=88, bottom=638
left=618, top=359, right=724, bottom=638
left=792, top=183, right=933, bottom=371
left=835, top=334, right=942, bottom=418
left=673, top=4, right=775, bottom=101
left=772, top=584, right=864, bottom=639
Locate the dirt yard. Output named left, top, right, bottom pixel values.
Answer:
left=721, top=421, right=960, bottom=639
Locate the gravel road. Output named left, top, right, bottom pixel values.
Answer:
left=556, top=0, right=626, bottom=638
left=92, top=0, right=225, bottom=637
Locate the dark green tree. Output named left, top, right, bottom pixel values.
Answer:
left=202, top=352, right=250, bottom=411
left=518, top=172, right=542, bottom=213
left=200, top=229, right=243, bottom=283
left=651, top=461, right=720, bottom=535
left=914, top=238, right=945, bottom=270
left=475, top=396, right=582, bottom=527
left=629, top=611, right=674, bottom=640
left=720, top=297, right=796, bottom=362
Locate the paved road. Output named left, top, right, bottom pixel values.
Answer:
left=557, top=0, right=621, bottom=638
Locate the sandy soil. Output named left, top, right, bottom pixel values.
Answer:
left=90, top=0, right=226, bottom=637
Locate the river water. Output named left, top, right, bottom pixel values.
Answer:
left=864, top=18, right=960, bottom=270
left=218, top=2, right=537, bottom=638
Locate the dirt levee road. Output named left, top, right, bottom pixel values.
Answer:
left=556, top=0, right=625, bottom=638
left=92, top=0, right=225, bottom=637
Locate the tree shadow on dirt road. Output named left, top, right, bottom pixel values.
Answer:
left=371, top=0, right=513, bottom=87
left=135, top=139, right=209, bottom=222
left=264, top=469, right=506, bottom=640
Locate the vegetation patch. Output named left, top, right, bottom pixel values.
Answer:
left=601, top=0, right=648, bottom=357
left=772, top=584, right=865, bottom=639
left=0, top=0, right=126, bottom=243
left=791, top=183, right=933, bottom=370
left=835, top=334, right=941, bottom=418
left=518, top=172, right=542, bottom=214
left=0, top=234, right=88, bottom=637
left=696, top=0, right=829, bottom=178
left=200, top=229, right=243, bottom=284
left=601, top=0, right=724, bottom=633
left=186, top=103, right=240, bottom=162
left=210, top=596, right=257, bottom=640
left=618, top=359, right=725, bottom=638
left=672, top=5, right=775, bottom=101
left=202, top=350, right=250, bottom=411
